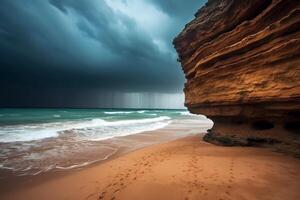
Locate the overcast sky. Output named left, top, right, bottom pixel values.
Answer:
left=0, top=0, right=206, bottom=108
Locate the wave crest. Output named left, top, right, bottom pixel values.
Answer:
left=0, top=116, right=171, bottom=143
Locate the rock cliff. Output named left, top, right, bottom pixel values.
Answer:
left=173, top=0, right=300, bottom=155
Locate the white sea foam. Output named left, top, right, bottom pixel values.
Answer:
left=0, top=164, right=15, bottom=170
left=147, top=113, right=157, bottom=116
left=90, top=116, right=170, bottom=126
left=179, top=111, right=195, bottom=116
left=137, top=110, right=146, bottom=113
left=0, top=116, right=171, bottom=143
left=178, top=111, right=206, bottom=118
left=74, top=116, right=171, bottom=141
left=0, top=128, right=60, bottom=143
left=78, top=121, right=171, bottom=141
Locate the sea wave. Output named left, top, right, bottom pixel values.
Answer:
left=137, top=110, right=146, bottom=113
left=147, top=113, right=157, bottom=116
left=89, top=116, right=170, bottom=126
left=0, top=128, right=60, bottom=143
left=0, top=116, right=171, bottom=143
left=179, top=111, right=195, bottom=116
left=73, top=116, right=171, bottom=141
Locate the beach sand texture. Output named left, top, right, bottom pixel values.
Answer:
left=1, top=135, right=300, bottom=200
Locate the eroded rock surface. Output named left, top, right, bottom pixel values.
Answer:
left=173, top=0, right=300, bottom=154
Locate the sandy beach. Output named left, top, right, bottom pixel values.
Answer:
left=1, top=134, right=300, bottom=200
left=1, top=0, right=299, bottom=199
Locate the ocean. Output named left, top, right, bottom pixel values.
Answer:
left=0, top=109, right=213, bottom=176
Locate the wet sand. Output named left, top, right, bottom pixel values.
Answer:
left=1, top=134, right=300, bottom=200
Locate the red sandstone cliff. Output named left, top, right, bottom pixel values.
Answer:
left=174, top=0, right=300, bottom=153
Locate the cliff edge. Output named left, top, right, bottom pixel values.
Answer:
left=173, top=0, right=300, bottom=156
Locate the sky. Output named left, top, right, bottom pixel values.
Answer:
left=0, top=0, right=206, bottom=109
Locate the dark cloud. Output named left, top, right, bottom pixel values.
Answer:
left=148, top=0, right=203, bottom=18
left=0, top=0, right=206, bottom=108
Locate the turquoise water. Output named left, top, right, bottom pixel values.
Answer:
left=0, top=109, right=212, bottom=176
left=0, top=109, right=194, bottom=143
left=0, top=108, right=187, bottom=126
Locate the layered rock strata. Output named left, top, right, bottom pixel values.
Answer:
left=173, top=0, right=300, bottom=155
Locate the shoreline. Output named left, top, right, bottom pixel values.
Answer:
left=0, top=116, right=211, bottom=177
left=1, top=134, right=300, bottom=200
left=0, top=119, right=211, bottom=195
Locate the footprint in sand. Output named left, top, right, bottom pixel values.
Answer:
left=97, top=150, right=175, bottom=199
left=183, top=148, right=207, bottom=199
left=223, top=158, right=235, bottom=198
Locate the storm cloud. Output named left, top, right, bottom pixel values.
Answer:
left=0, top=0, right=206, bottom=108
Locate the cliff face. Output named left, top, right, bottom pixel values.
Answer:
left=173, top=0, right=300, bottom=152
